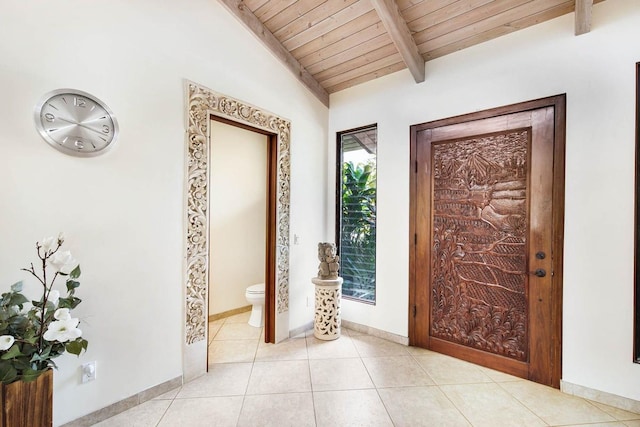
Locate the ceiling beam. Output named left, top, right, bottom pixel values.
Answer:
left=575, top=0, right=593, bottom=35
left=370, top=0, right=425, bottom=83
left=216, top=0, right=330, bottom=107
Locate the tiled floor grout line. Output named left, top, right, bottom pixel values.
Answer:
left=304, top=336, right=319, bottom=427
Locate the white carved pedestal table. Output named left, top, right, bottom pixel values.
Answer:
left=312, top=277, right=343, bottom=340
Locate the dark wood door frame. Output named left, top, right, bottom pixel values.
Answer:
left=209, top=115, right=277, bottom=344
left=408, top=94, right=566, bottom=387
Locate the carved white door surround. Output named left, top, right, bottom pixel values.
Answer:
left=183, top=81, right=291, bottom=381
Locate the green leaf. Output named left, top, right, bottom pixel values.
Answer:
left=1, top=344, right=23, bottom=360
left=66, top=280, right=80, bottom=292
left=9, top=293, right=28, bottom=307
left=70, top=265, right=81, bottom=279
left=65, top=340, right=84, bottom=356
left=21, top=368, right=47, bottom=382
left=10, top=281, right=23, bottom=293
left=58, top=297, right=82, bottom=310
left=0, top=362, right=18, bottom=384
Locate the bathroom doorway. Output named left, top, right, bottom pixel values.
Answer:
left=209, top=117, right=277, bottom=345
left=209, top=119, right=268, bottom=322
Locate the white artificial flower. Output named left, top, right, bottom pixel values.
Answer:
left=0, top=335, right=14, bottom=351
left=43, top=318, right=82, bottom=343
left=48, top=250, right=78, bottom=274
left=39, top=236, right=57, bottom=254
left=57, top=232, right=65, bottom=244
left=54, top=308, right=71, bottom=321
left=48, top=290, right=60, bottom=306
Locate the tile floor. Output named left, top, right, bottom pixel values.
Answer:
left=96, top=312, right=640, bottom=426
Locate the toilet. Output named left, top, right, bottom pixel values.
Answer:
left=245, top=283, right=265, bottom=328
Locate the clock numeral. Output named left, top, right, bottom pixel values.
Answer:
left=74, top=97, right=87, bottom=108
left=74, top=140, right=85, bottom=149
left=44, top=113, right=55, bottom=122
left=102, top=125, right=110, bottom=134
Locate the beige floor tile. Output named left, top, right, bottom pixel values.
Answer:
left=362, top=356, right=434, bottom=387
left=214, top=322, right=262, bottom=340
left=478, top=366, right=523, bottom=383
left=378, top=386, right=471, bottom=427
left=500, top=380, right=615, bottom=425
left=414, top=352, right=492, bottom=385
left=246, top=360, right=311, bottom=394
left=157, top=396, right=243, bottom=427
left=441, top=383, right=546, bottom=427
left=208, top=339, right=258, bottom=363
left=237, top=392, right=315, bottom=427
left=406, top=345, right=437, bottom=356
left=351, top=335, right=410, bottom=357
left=255, top=337, right=308, bottom=361
left=309, top=357, right=374, bottom=391
left=589, top=401, right=640, bottom=421
left=560, top=423, right=627, bottom=427
left=313, top=389, right=394, bottom=427
left=208, top=320, right=224, bottom=343
left=306, top=335, right=359, bottom=359
left=224, top=311, right=252, bottom=323
left=289, top=330, right=308, bottom=339
left=176, top=363, right=252, bottom=398
left=94, top=400, right=171, bottom=427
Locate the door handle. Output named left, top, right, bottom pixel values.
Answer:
left=534, top=269, right=546, bottom=277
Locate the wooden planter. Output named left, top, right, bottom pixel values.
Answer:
left=0, top=370, right=52, bottom=427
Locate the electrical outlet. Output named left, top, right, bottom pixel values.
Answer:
left=82, top=361, right=97, bottom=383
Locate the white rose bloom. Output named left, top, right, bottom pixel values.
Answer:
left=40, top=236, right=57, bottom=254
left=48, top=250, right=78, bottom=274
left=54, top=308, right=71, bottom=321
left=49, top=290, right=60, bottom=306
left=0, top=335, right=14, bottom=351
left=43, top=318, right=82, bottom=343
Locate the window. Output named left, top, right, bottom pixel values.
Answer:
left=336, top=125, right=377, bottom=303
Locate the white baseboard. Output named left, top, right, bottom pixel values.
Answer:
left=561, top=380, right=640, bottom=414
left=341, top=319, right=409, bottom=345
left=61, top=376, right=182, bottom=427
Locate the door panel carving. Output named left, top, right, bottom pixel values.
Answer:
left=430, top=129, right=530, bottom=361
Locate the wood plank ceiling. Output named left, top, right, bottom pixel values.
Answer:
left=219, top=0, right=601, bottom=106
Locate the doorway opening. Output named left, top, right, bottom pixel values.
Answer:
left=208, top=118, right=272, bottom=337
left=409, top=95, right=566, bottom=388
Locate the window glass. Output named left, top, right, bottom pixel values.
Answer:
left=336, top=126, right=377, bottom=303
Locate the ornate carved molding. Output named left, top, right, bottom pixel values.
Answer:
left=184, top=81, right=291, bottom=344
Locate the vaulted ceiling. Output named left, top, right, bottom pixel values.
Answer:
left=218, top=0, right=600, bottom=106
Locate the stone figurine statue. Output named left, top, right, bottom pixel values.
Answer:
left=317, top=242, right=340, bottom=280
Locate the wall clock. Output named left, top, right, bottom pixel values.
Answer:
left=34, top=89, right=119, bottom=157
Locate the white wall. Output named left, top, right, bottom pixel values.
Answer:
left=209, top=121, right=267, bottom=315
left=0, top=1, right=327, bottom=424
left=329, top=0, right=640, bottom=403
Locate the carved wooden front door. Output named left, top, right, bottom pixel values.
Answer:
left=410, top=96, right=565, bottom=388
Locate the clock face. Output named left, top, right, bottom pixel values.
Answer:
left=34, top=89, right=118, bottom=157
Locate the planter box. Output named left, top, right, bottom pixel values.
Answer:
left=0, top=370, right=52, bottom=427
